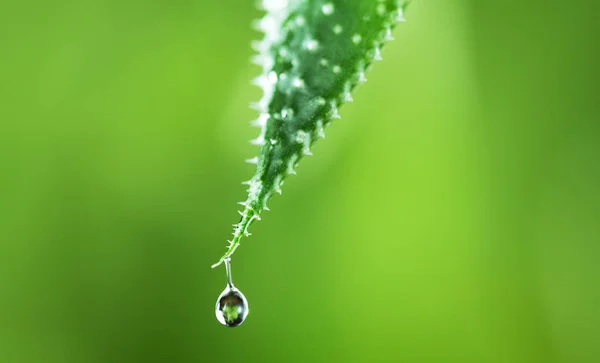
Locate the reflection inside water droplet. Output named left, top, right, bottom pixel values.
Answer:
left=215, top=286, right=248, bottom=327
left=215, top=258, right=249, bottom=327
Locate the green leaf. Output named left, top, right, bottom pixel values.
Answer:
left=212, top=0, right=409, bottom=268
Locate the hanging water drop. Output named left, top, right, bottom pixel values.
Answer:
left=215, top=258, right=249, bottom=327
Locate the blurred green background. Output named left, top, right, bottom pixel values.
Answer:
left=1, top=0, right=599, bottom=362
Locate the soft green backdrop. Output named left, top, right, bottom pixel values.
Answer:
left=1, top=1, right=599, bottom=362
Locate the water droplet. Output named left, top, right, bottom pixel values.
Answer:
left=215, top=258, right=249, bottom=327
